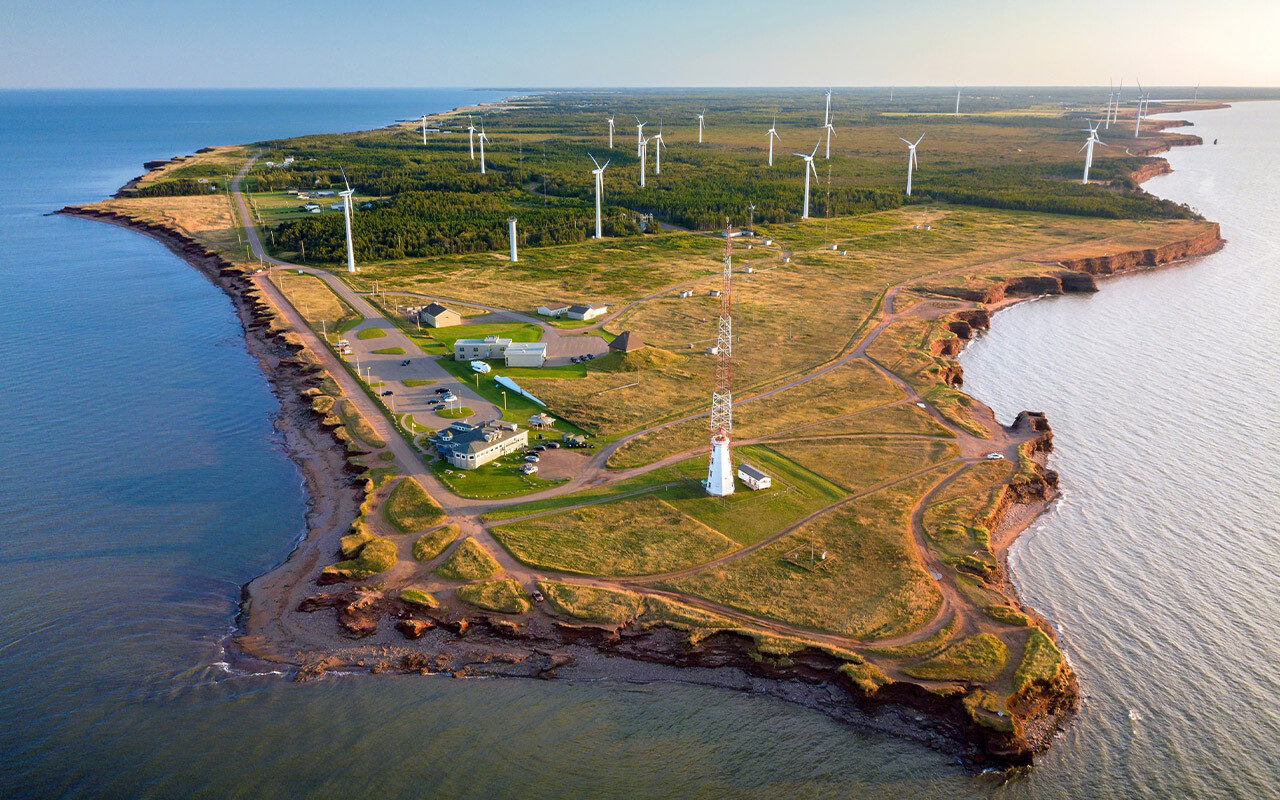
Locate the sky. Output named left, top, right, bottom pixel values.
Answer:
left=2, top=0, right=1278, bottom=89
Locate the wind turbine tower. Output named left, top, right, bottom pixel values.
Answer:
left=634, top=116, right=647, bottom=157
left=696, top=109, right=706, bottom=143
left=339, top=169, right=357, bottom=274
left=421, top=115, right=428, bottom=145
left=1134, top=81, right=1145, bottom=138
left=705, top=221, right=736, bottom=497
left=508, top=217, right=518, bottom=262
left=607, top=114, right=616, bottom=148
left=900, top=134, right=923, bottom=196
left=795, top=141, right=820, bottom=219
left=766, top=115, right=781, bottom=166
left=638, top=135, right=650, bottom=187
left=1080, top=121, right=1107, bottom=184
left=589, top=154, right=609, bottom=239
left=466, top=115, right=477, bottom=159
left=478, top=124, right=490, bottom=173
left=955, top=87, right=962, bottom=116
left=822, top=91, right=836, bottom=159
left=653, top=122, right=667, bottom=174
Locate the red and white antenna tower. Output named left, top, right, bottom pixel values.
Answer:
left=706, top=219, right=735, bottom=496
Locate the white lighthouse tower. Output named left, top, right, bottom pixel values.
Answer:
left=705, top=221, right=735, bottom=497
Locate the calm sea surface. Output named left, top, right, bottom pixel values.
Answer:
left=0, top=91, right=1276, bottom=799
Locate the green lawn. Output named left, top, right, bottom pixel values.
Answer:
left=663, top=446, right=849, bottom=546
left=434, top=357, right=589, bottom=435
left=356, top=327, right=387, bottom=340
left=431, top=456, right=568, bottom=500
left=402, top=378, right=436, bottom=387
left=437, top=406, right=474, bottom=419
left=372, top=346, right=406, bottom=355
left=428, top=322, right=542, bottom=351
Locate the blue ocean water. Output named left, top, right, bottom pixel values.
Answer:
left=1, top=90, right=1276, bottom=799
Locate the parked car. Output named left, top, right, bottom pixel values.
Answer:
left=432, top=403, right=445, bottom=411
left=583, top=353, right=595, bottom=360
left=531, top=589, right=545, bottom=603
left=441, top=393, right=457, bottom=403
left=520, top=464, right=538, bottom=474
left=380, top=390, right=394, bottom=396
left=545, top=442, right=560, bottom=449
left=435, top=387, right=450, bottom=394
left=570, top=356, right=580, bottom=364
left=525, top=455, right=540, bottom=463
left=400, top=359, right=411, bottom=366
left=985, top=453, right=1005, bottom=460
left=532, top=445, right=546, bottom=452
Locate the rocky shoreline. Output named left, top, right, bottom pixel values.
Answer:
left=58, top=113, right=1224, bottom=771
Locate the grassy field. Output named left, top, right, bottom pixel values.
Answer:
left=903, top=633, right=1009, bottom=683
left=920, top=461, right=1010, bottom=575
left=768, top=437, right=958, bottom=494
left=490, top=495, right=738, bottom=577
left=274, top=272, right=362, bottom=336
left=322, top=536, right=397, bottom=581
left=337, top=398, right=386, bottom=449
left=456, top=579, right=531, bottom=614
left=381, top=477, right=446, bottom=533
left=356, top=327, right=387, bottom=340
left=412, top=524, right=459, bottom=561
left=607, top=358, right=905, bottom=467
left=435, top=537, right=502, bottom=581
left=537, top=581, right=646, bottom=625
left=661, top=468, right=948, bottom=639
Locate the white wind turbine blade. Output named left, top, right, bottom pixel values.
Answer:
left=601, top=160, right=610, bottom=170
left=340, top=166, right=352, bottom=193
left=589, top=153, right=602, bottom=170
left=809, top=160, right=819, bottom=180
left=810, top=140, right=820, bottom=158
left=900, top=137, right=913, bottom=145
left=914, top=134, right=925, bottom=147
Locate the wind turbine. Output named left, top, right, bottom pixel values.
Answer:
left=1080, top=121, right=1107, bottom=184
left=1111, top=79, right=1124, bottom=127
left=696, top=109, right=706, bottom=143
left=421, top=115, right=428, bottom=145
left=1104, top=80, right=1115, bottom=130
left=478, top=124, right=490, bottom=173
left=955, top=87, right=962, bottom=116
left=765, top=115, right=781, bottom=166
left=652, top=122, right=667, bottom=175
left=339, top=168, right=357, bottom=274
left=466, top=115, right=477, bottom=160
left=794, top=141, right=820, bottom=219
left=589, top=153, right=610, bottom=239
left=638, top=135, right=650, bottom=188
left=822, top=91, right=836, bottom=159
left=607, top=114, right=616, bottom=149
left=1134, top=81, right=1145, bottom=137
left=900, top=134, right=923, bottom=196
left=1194, top=82, right=1200, bottom=102
left=890, top=86, right=895, bottom=103
left=634, top=115, right=647, bottom=157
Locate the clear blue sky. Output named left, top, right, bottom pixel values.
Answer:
left=3, top=0, right=1277, bottom=88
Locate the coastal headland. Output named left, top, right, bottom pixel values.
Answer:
left=61, top=89, right=1225, bottom=769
